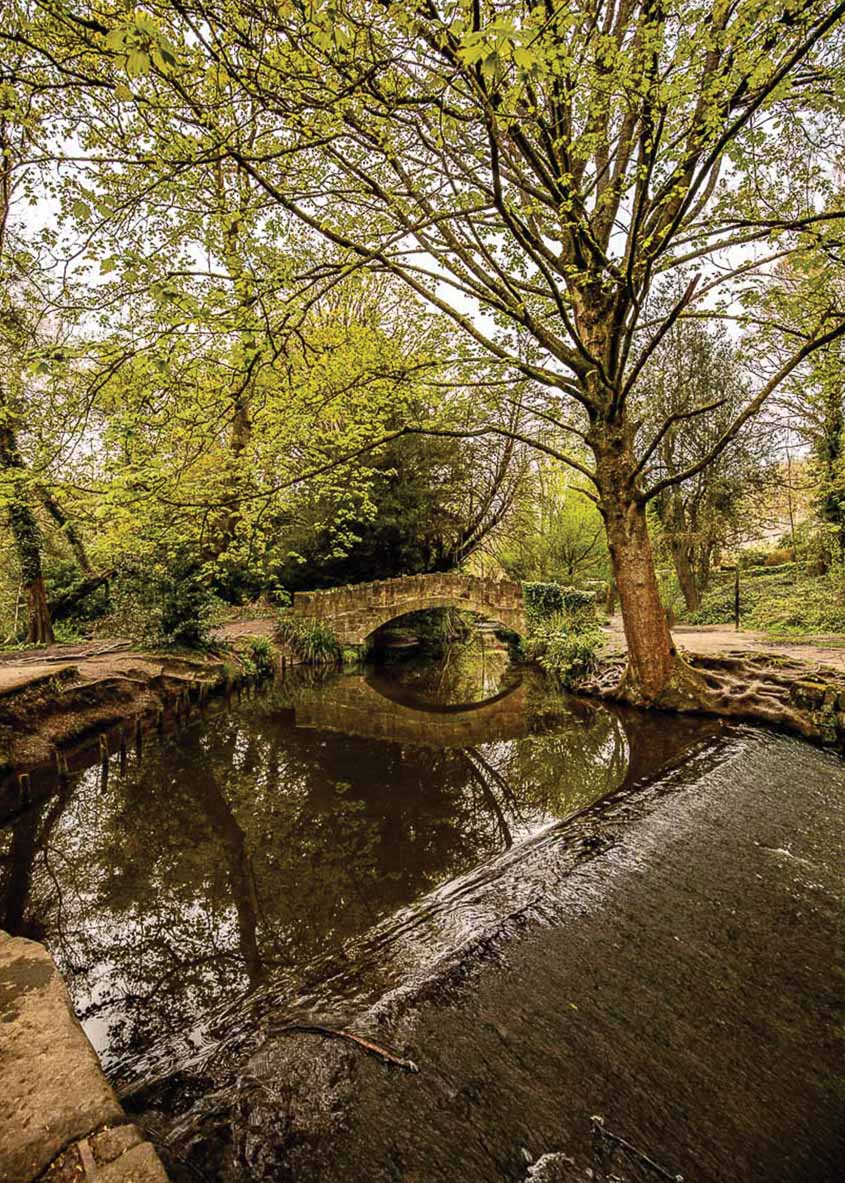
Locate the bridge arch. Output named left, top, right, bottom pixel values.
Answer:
left=291, top=573, right=526, bottom=647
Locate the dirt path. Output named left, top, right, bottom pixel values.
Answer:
left=6, top=615, right=843, bottom=698
left=0, top=618, right=275, bottom=698
left=604, top=615, right=845, bottom=673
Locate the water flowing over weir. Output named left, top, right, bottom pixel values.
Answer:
left=0, top=647, right=842, bottom=1183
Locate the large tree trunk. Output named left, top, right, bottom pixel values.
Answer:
left=23, top=574, right=54, bottom=645
left=604, top=498, right=676, bottom=701
left=592, top=427, right=704, bottom=706
left=1, top=425, right=54, bottom=645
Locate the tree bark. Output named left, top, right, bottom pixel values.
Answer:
left=22, top=572, right=53, bottom=644
left=48, top=568, right=114, bottom=622
left=1, top=425, right=54, bottom=644
left=38, top=486, right=92, bottom=573
left=592, top=427, right=695, bottom=705
left=604, top=499, right=677, bottom=702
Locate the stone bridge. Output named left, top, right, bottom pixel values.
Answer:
left=291, top=574, right=526, bottom=646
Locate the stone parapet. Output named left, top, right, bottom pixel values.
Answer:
left=292, top=574, right=526, bottom=645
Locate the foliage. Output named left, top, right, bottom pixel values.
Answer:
left=523, top=582, right=595, bottom=627
left=523, top=582, right=601, bottom=688
left=639, top=314, right=774, bottom=611
left=769, top=254, right=845, bottom=555
left=276, top=613, right=342, bottom=664
left=242, top=636, right=276, bottom=678
left=678, top=565, right=845, bottom=635
left=107, top=554, right=223, bottom=648
left=496, top=464, right=608, bottom=587
left=525, top=613, right=603, bottom=688
left=274, top=418, right=528, bottom=591
left=2, top=0, right=845, bottom=696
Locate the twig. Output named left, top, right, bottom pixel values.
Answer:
left=270, top=1022, right=419, bottom=1072
left=591, top=1115, right=684, bottom=1181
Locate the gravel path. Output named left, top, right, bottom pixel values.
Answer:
left=604, top=615, right=845, bottom=673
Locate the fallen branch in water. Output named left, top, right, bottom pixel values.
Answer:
left=271, top=1021, right=419, bottom=1073
left=591, top=1115, right=683, bottom=1181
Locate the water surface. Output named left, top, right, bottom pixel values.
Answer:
left=0, top=646, right=750, bottom=1179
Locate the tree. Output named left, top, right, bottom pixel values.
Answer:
left=771, top=250, right=845, bottom=559
left=496, top=462, right=608, bottom=586
left=0, top=85, right=54, bottom=642
left=7, top=1, right=845, bottom=702
left=639, top=318, right=771, bottom=611
left=142, top=0, right=841, bottom=705
left=277, top=400, right=529, bottom=589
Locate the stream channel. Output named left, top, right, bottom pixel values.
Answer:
left=1, top=631, right=842, bottom=1182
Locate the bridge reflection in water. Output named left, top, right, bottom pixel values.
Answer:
left=288, top=662, right=720, bottom=797
left=293, top=673, right=536, bottom=748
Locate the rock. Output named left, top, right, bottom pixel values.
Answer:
left=41, top=1130, right=168, bottom=1183
left=0, top=931, right=167, bottom=1183
left=523, top=1151, right=588, bottom=1180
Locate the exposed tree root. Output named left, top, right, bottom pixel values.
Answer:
left=583, top=650, right=845, bottom=744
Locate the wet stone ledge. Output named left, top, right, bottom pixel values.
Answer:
left=0, top=930, right=168, bottom=1183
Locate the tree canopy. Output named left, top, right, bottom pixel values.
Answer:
left=1, top=1, right=844, bottom=701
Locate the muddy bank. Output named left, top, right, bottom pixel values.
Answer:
left=0, top=637, right=274, bottom=797
left=225, top=732, right=843, bottom=1183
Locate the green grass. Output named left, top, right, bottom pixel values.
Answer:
left=276, top=613, right=343, bottom=663
left=677, top=566, right=845, bottom=636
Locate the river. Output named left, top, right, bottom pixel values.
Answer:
left=0, top=637, right=841, bottom=1181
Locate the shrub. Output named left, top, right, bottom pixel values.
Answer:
left=534, top=624, right=602, bottom=686
left=244, top=635, right=276, bottom=676
left=108, top=554, right=224, bottom=648
left=523, top=581, right=595, bottom=627
left=524, top=609, right=602, bottom=687
left=276, top=613, right=342, bottom=663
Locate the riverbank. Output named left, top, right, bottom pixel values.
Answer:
left=0, top=930, right=168, bottom=1183
left=0, top=623, right=277, bottom=789
left=595, top=616, right=845, bottom=744
left=4, top=616, right=845, bottom=789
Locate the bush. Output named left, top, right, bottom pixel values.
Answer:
left=524, top=610, right=602, bottom=687
left=243, top=635, right=276, bottom=676
left=108, top=554, right=224, bottom=648
left=523, top=581, right=595, bottom=627
left=276, top=613, right=342, bottom=663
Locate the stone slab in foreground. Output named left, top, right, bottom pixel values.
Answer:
left=0, top=930, right=168, bottom=1183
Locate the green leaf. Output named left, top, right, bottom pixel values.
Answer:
left=126, top=51, right=150, bottom=78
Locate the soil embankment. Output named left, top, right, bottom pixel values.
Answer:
left=0, top=623, right=276, bottom=790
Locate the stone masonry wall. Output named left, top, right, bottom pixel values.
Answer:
left=291, top=574, right=526, bottom=645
